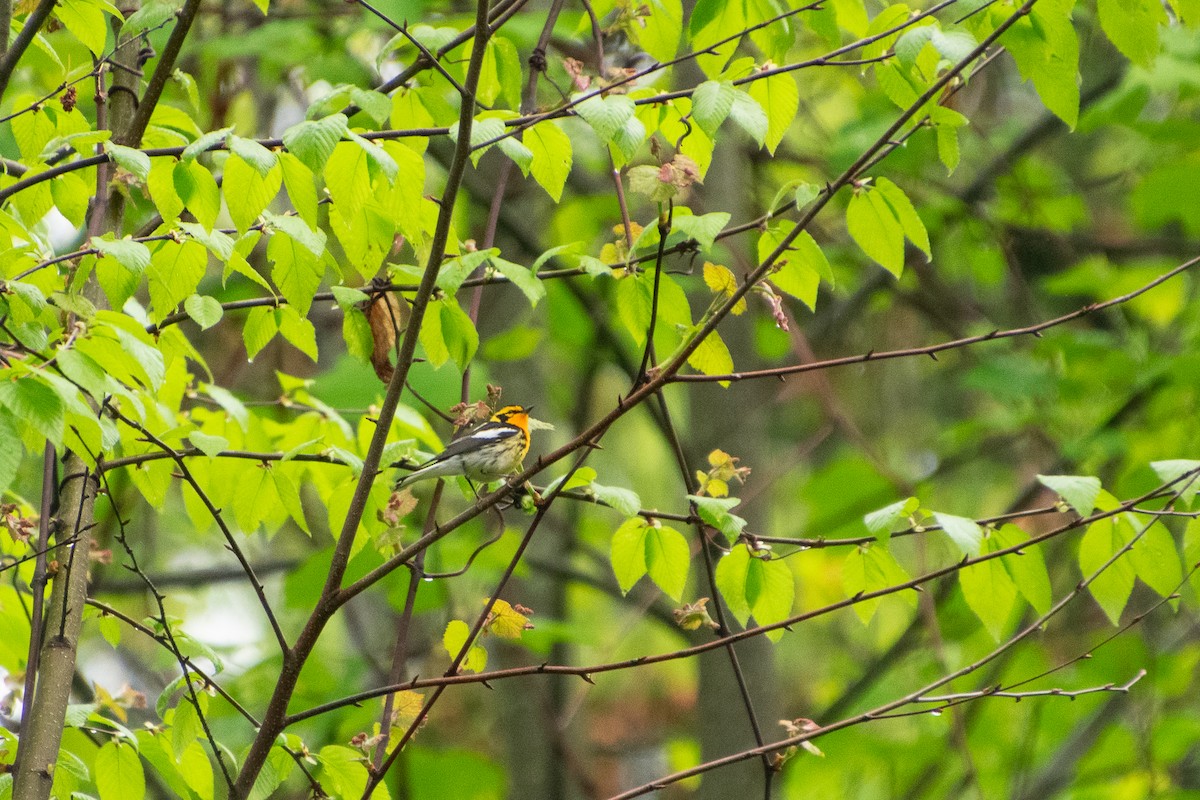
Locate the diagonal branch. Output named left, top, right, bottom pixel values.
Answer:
left=119, top=0, right=204, bottom=147
left=669, top=254, right=1200, bottom=383
left=229, top=0, right=496, bottom=794
left=0, top=0, right=56, bottom=101
left=108, top=409, right=289, bottom=654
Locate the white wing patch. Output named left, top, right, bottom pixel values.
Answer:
left=470, top=428, right=515, bottom=440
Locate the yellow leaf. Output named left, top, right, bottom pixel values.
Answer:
left=487, top=599, right=533, bottom=640
left=686, top=328, right=734, bottom=387
left=385, top=690, right=425, bottom=727
left=702, top=262, right=746, bottom=314
left=706, top=477, right=729, bottom=497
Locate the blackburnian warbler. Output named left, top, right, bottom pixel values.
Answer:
left=395, top=405, right=534, bottom=489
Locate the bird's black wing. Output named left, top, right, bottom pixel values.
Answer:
left=420, top=422, right=521, bottom=465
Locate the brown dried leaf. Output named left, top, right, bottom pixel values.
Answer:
left=365, top=289, right=411, bottom=384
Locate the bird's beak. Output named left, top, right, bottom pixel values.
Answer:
left=524, top=406, right=534, bottom=414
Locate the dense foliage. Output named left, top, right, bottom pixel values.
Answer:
left=2, top=0, right=1200, bottom=798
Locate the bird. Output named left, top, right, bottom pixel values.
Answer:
left=395, top=405, right=534, bottom=489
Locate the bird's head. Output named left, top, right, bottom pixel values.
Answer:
left=491, top=405, right=532, bottom=431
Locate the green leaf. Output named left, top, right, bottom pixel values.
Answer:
left=614, top=520, right=691, bottom=599
left=266, top=217, right=326, bottom=316
left=223, top=135, right=276, bottom=176
left=672, top=211, right=730, bottom=252
left=171, top=699, right=204, bottom=760
left=1004, top=0, right=1080, bottom=127
left=933, top=512, right=983, bottom=557
left=93, top=311, right=166, bottom=389
left=247, top=747, right=294, bottom=800
left=993, top=523, right=1052, bottom=614
left=688, top=0, right=744, bottom=76
left=105, top=142, right=151, bottom=181
left=608, top=114, right=647, bottom=167
left=636, top=0, right=683, bottom=62
left=56, top=0, right=110, bottom=54
left=184, top=294, right=223, bottom=329
left=419, top=299, right=450, bottom=368
left=323, top=141, right=371, bottom=220
left=1130, top=519, right=1183, bottom=601
left=438, top=250, right=491, bottom=297
left=439, top=298, right=478, bottom=371
left=147, top=157, right=184, bottom=222
left=959, top=534, right=1018, bottom=640
left=347, top=131, right=399, bottom=184
left=688, top=494, right=746, bottom=543
left=589, top=481, right=642, bottom=516
left=526, top=121, right=572, bottom=202
left=612, top=517, right=649, bottom=593
left=727, top=90, right=768, bottom=146
left=279, top=152, right=319, bottom=228
left=490, top=256, right=546, bottom=307
left=0, top=373, right=62, bottom=448
left=1150, top=459, right=1200, bottom=505
left=51, top=170, right=90, bottom=226
left=331, top=285, right=370, bottom=309
left=0, top=412, right=21, bottom=494
left=442, top=619, right=487, bottom=673
left=91, top=235, right=151, bottom=273
left=121, top=0, right=177, bottom=35
left=496, top=135, right=533, bottom=176
left=231, top=462, right=280, bottom=534
left=243, top=306, right=278, bottom=361
left=616, top=270, right=692, bottom=348
left=543, top=466, right=596, bottom=495
left=931, top=105, right=968, bottom=173
left=1185, top=518, right=1200, bottom=601
left=201, top=383, right=248, bottom=430
left=224, top=155, right=282, bottom=232
left=843, top=543, right=916, bottom=624
left=575, top=94, right=635, bottom=143
left=181, top=127, right=233, bottom=162
left=5, top=280, right=47, bottom=316
left=49, top=289, right=94, bottom=320
left=98, top=613, right=121, bottom=648
left=351, top=87, right=393, bottom=124
left=266, top=212, right=327, bottom=257
left=748, top=70, right=799, bottom=154
left=864, top=497, right=919, bottom=541
left=874, top=178, right=930, bottom=259
left=715, top=544, right=794, bottom=641
left=770, top=230, right=830, bottom=311
left=176, top=741, right=215, bottom=800
left=628, top=164, right=678, bottom=203
left=173, top=160, right=221, bottom=230
left=747, top=555, right=794, bottom=642
left=1169, top=0, right=1200, bottom=24
left=148, top=240, right=207, bottom=319
left=1037, top=474, right=1102, bottom=516
left=895, top=24, right=936, bottom=66
left=188, top=431, right=228, bottom=458
left=273, top=468, right=311, bottom=535
left=95, top=740, right=145, bottom=800
left=277, top=305, right=319, bottom=361
left=450, top=116, right=505, bottom=165
left=1080, top=515, right=1135, bottom=625
left=715, top=543, right=753, bottom=624
left=1098, top=0, right=1165, bottom=67
left=847, top=187, right=905, bottom=276
left=282, top=114, right=349, bottom=174
left=691, top=81, right=736, bottom=139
